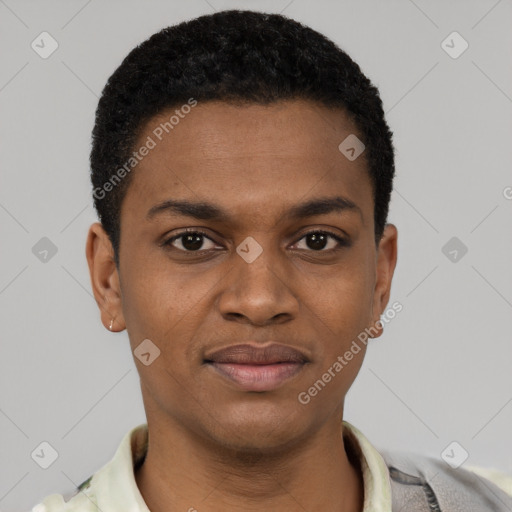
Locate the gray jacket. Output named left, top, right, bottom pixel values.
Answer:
left=380, top=449, right=512, bottom=511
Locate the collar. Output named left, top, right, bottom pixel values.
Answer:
left=69, top=420, right=392, bottom=511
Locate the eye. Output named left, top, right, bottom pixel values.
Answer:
left=163, top=230, right=220, bottom=252
left=161, top=228, right=349, bottom=255
left=293, top=230, right=348, bottom=252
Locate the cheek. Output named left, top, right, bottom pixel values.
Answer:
left=300, top=279, right=370, bottom=406
left=119, top=259, right=214, bottom=355
left=303, top=263, right=374, bottom=383
left=120, top=271, right=203, bottom=401
left=310, top=263, right=373, bottom=329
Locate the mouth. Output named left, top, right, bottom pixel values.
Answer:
left=204, top=343, right=309, bottom=392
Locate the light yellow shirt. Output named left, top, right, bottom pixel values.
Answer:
left=30, top=421, right=512, bottom=511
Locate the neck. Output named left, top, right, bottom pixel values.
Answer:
left=134, top=415, right=364, bottom=512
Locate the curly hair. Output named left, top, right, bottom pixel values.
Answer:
left=90, top=9, right=395, bottom=267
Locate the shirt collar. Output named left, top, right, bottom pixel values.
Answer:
left=343, top=420, right=393, bottom=511
left=78, top=420, right=391, bottom=512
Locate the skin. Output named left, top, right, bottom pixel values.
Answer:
left=86, top=99, right=398, bottom=512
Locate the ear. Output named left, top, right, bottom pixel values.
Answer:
left=370, top=223, right=398, bottom=338
left=85, top=222, right=126, bottom=332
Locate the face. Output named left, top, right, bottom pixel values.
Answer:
left=87, top=99, right=397, bottom=453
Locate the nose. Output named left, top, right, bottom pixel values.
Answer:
left=217, top=244, right=299, bottom=326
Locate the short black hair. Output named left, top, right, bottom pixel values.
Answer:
left=90, top=9, right=395, bottom=267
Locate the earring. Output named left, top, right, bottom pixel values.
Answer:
left=109, top=318, right=114, bottom=331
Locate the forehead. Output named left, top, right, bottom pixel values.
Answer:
left=141, top=99, right=361, bottom=159
left=122, top=99, right=372, bottom=227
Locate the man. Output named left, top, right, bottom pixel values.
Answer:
left=32, top=9, right=512, bottom=512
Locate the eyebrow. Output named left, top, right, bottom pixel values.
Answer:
left=146, top=195, right=362, bottom=223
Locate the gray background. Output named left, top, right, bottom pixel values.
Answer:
left=1, top=0, right=511, bottom=510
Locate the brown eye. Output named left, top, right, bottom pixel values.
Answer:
left=294, top=231, right=348, bottom=252
left=164, top=231, right=218, bottom=252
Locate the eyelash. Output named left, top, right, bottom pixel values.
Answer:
left=161, top=228, right=349, bottom=254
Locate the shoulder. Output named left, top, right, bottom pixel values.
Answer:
left=379, top=448, right=512, bottom=511
left=28, top=423, right=148, bottom=512
left=464, top=464, right=512, bottom=496
left=28, top=475, right=97, bottom=512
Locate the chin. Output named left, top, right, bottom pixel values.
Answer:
left=203, top=404, right=310, bottom=456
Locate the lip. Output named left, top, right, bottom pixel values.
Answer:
left=204, top=343, right=309, bottom=392
left=204, top=342, right=309, bottom=365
